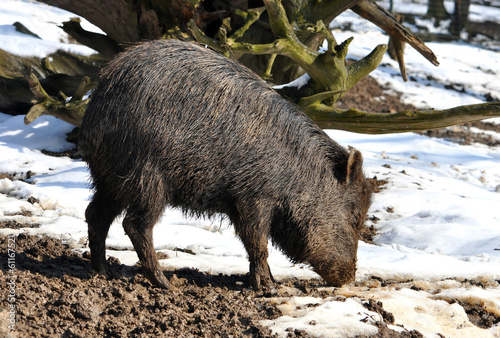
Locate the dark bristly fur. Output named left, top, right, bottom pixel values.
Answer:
left=79, top=39, right=372, bottom=289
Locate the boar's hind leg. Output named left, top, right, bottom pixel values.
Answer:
left=236, top=218, right=275, bottom=290
left=122, top=204, right=170, bottom=289
left=86, top=191, right=123, bottom=276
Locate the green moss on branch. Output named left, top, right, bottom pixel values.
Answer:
left=25, top=74, right=95, bottom=127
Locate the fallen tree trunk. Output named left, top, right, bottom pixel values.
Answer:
left=0, top=47, right=103, bottom=115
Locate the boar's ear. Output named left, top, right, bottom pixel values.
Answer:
left=346, top=147, right=364, bottom=184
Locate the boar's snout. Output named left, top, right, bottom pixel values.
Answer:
left=311, top=256, right=357, bottom=287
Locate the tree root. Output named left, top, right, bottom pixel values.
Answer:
left=25, top=74, right=95, bottom=127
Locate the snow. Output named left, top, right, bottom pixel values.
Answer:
left=261, top=297, right=381, bottom=337
left=1, top=0, right=500, bottom=337
left=365, top=288, right=491, bottom=338
left=0, top=0, right=100, bottom=57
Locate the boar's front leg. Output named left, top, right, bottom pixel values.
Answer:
left=235, top=213, right=275, bottom=289
left=242, top=231, right=275, bottom=290
left=122, top=204, right=170, bottom=289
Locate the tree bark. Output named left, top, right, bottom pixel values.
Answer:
left=36, top=0, right=202, bottom=45
left=36, top=0, right=141, bottom=44
left=426, top=0, right=450, bottom=20
left=450, top=0, right=471, bottom=36
left=61, top=19, right=121, bottom=59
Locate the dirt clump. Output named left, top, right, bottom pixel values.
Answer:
left=364, top=299, right=395, bottom=324
left=458, top=300, right=500, bottom=329
left=361, top=176, right=388, bottom=244
left=0, top=220, right=39, bottom=229
left=367, top=177, right=389, bottom=194
left=356, top=299, right=424, bottom=338
left=0, top=173, right=15, bottom=180
left=359, top=322, right=424, bottom=338
left=360, top=224, right=377, bottom=244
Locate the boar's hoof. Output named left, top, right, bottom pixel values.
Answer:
left=251, top=274, right=274, bottom=290
left=250, top=263, right=276, bottom=290
left=90, top=267, right=109, bottom=279
left=144, top=268, right=171, bottom=289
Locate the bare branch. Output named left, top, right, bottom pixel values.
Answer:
left=352, top=0, right=439, bottom=66
left=387, top=14, right=408, bottom=81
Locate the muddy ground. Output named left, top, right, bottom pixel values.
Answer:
left=1, top=76, right=499, bottom=337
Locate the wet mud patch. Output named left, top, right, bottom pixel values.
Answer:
left=0, top=234, right=278, bottom=336
left=0, top=235, right=428, bottom=337
left=0, top=220, right=39, bottom=229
